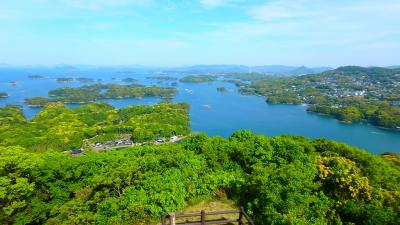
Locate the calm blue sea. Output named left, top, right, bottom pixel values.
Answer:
left=0, top=67, right=399, bottom=154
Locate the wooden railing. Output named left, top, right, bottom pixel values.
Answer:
left=161, top=207, right=255, bottom=225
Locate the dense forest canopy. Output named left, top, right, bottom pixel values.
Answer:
left=237, top=66, right=400, bottom=129
left=0, top=102, right=190, bottom=152
left=24, top=84, right=177, bottom=107
left=1, top=131, right=399, bottom=224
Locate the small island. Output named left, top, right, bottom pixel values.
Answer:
left=0, top=92, right=8, bottom=98
left=28, top=75, right=44, bottom=79
left=25, top=83, right=177, bottom=107
left=24, top=97, right=54, bottom=107
left=115, top=70, right=135, bottom=74
left=217, top=87, right=227, bottom=92
left=56, top=77, right=74, bottom=82
left=147, top=76, right=178, bottom=80
left=180, top=75, right=217, bottom=83
left=121, top=78, right=138, bottom=83
left=76, top=77, right=95, bottom=82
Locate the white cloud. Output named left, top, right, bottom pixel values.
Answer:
left=199, top=0, right=226, bottom=8
left=249, top=0, right=315, bottom=21
left=62, top=0, right=152, bottom=10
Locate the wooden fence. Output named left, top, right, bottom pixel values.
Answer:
left=161, top=207, right=255, bottom=225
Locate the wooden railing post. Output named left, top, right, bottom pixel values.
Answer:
left=161, top=214, right=166, bottom=225
left=201, top=210, right=206, bottom=225
left=169, top=213, right=175, bottom=225
left=239, top=207, right=244, bottom=225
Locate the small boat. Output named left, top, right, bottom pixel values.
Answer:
left=201, top=104, right=211, bottom=109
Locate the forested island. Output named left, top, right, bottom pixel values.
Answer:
left=180, top=75, right=217, bottom=83
left=121, top=78, right=138, bottom=83
left=147, top=76, right=178, bottom=80
left=28, top=75, right=44, bottom=79
left=237, top=66, right=400, bottom=129
left=76, top=77, right=95, bottom=82
left=0, top=92, right=8, bottom=98
left=217, top=87, right=227, bottom=92
left=56, top=77, right=74, bottom=82
left=24, top=84, right=177, bottom=107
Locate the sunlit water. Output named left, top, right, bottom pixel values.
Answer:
left=0, top=67, right=399, bottom=153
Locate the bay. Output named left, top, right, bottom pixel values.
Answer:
left=0, top=67, right=399, bottom=153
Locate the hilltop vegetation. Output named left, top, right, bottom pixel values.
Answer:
left=1, top=131, right=398, bottom=224
left=25, top=84, right=177, bottom=106
left=0, top=102, right=190, bottom=151
left=239, top=66, right=400, bottom=129
left=180, top=75, right=217, bottom=83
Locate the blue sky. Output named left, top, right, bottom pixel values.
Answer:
left=0, top=0, right=399, bottom=67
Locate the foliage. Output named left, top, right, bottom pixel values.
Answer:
left=1, top=131, right=398, bottom=224
left=0, top=102, right=190, bottom=151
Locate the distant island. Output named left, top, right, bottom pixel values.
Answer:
left=147, top=76, right=178, bottom=80
left=25, top=83, right=177, bottom=107
left=56, top=77, right=74, bottom=82
left=115, top=70, right=136, bottom=74
left=28, top=75, right=44, bottom=79
left=0, top=92, right=8, bottom=98
left=237, top=66, right=400, bottom=130
left=121, top=78, right=138, bottom=83
left=217, top=87, right=227, bottom=92
left=76, top=77, right=95, bottom=82
left=180, top=75, right=217, bottom=83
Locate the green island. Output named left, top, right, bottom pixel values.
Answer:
left=76, top=77, right=95, bottom=82
left=1, top=116, right=399, bottom=224
left=0, top=102, right=190, bottom=152
left=216, top=87, right=227, bottom=92
left=238, top=66, right=400, bottom=129
left=56, top=77, right=74, bottom=82
left=0, top=92, right=8, bottom=98
left=28, top=75, right=44, bottom=79
left=147, top=76, right=178, bottom=80
left=180, top=75, right=217, bottom=83
left=24, top=84, right=177, bottom=107
left=121, top=78, right=138, bottom=83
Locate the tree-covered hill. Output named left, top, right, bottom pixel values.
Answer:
left=0, top=102, right=190, bottom=152
left=1, top=131, right=399, bottom=224
left=25, top=84, right=177, bottom=107
left=239, top=66, right=400, bottom=129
